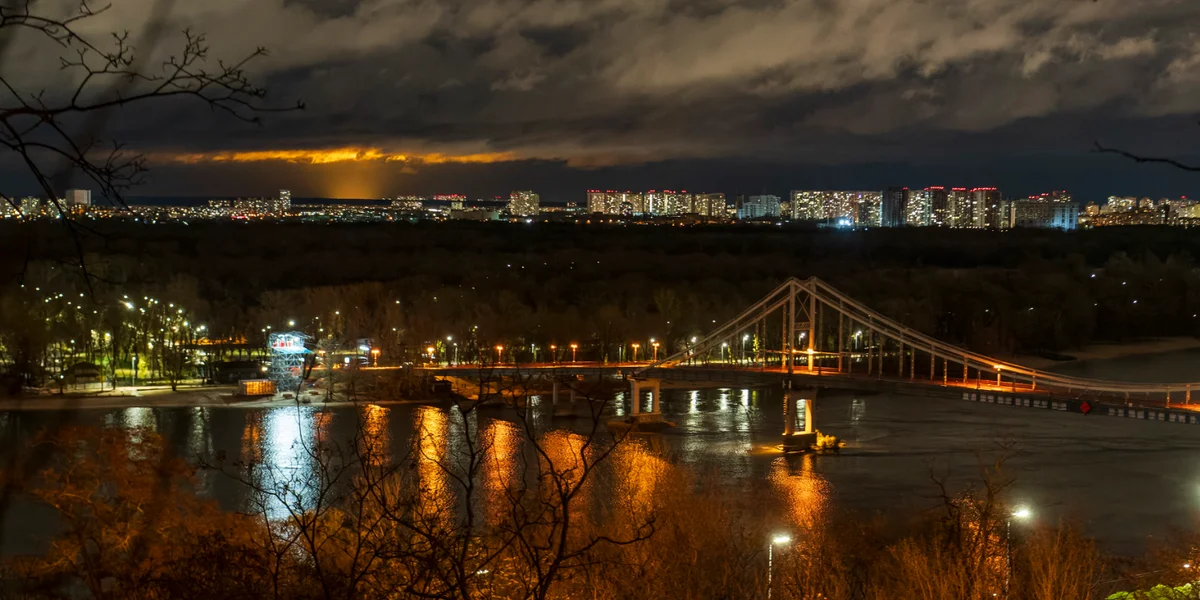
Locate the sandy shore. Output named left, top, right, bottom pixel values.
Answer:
left=1000, top=336, right=1200, bottom=370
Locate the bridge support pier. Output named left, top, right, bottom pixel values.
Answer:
left=629, top=378, right=663, bottom=423
left=782, top=387, right=818, bottom=452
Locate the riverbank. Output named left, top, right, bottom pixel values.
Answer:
left=1001, top=336, right=1200, bottom=370
left=0, top=384, right=445, bottom=411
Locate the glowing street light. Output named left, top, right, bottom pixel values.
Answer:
left=426, top=345, right=435, bottom=361
left=631, top=342, right=641, bottom=362
left=570, top=343, right=578, bottom=363
left=767, top=533, right=793, bottom=600
left=1006, top=506, right=1033, bottom=596
left=995, top=364, right=1003, bottom=386
left=550, top=344, right=558, bottom=363
left=651, top=340, right=660, bottom=361
left=495, top=345, right=504, bottom=364
left=371, top=348, right=381, bottom=366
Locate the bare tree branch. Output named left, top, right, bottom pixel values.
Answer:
left=1093, top=141, right=1200, bottom=172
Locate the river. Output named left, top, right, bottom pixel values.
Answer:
left=1, top=349, right=1198, bottom=556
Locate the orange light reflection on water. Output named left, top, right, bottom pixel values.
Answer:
left=481, top=419, right=520, bottom=527
left=769, top=454, right=830, bottom=534
left=414, top=407, right=452, bottom=524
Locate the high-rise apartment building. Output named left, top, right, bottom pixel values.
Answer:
left=881, top=187, right=909, bottom=227
left=904, top=189, right=931, bottom=226
left=278, top=189, right=291, bottom=212
left=927, top=187, right=950, bottom=226
left=1106, top=196, right=1138, bottom=212
left=789, top=191, right=877, bottom=223
left=1010, top=200, right=1078, bottom=230
left=64, top=189, right=92, bottom=207
left=738, top=195, right=781, bottom=220
left=970, top=188, right=1003, bottom=229
left=853, top=192, right=882, bottom=226
left=19, top=196, right=41, bottom=217
left=391, top=196, right=424, bottom=211
left=694, top=193, right=726, bottom=217
left=948, top=188, right=972, bottom=227
left=508, top=190, right=540, bottom=217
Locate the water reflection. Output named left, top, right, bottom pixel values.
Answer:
left=241, top=412, right=263, bottom=464
left=612, top=437, right=669, bottom=517
left=482, top=419, right=520, bottom=526
left=770, top=454, right=830, bottom=533
left=414, top=406, right=452, bottom=525
left=358, top=404, right=390, bottom=466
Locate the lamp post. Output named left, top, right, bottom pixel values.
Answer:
left=550, top=344, right=558, bottom=364
left=631, top=342, right=640, bottom=362
left=767, top=533, right=792, bottom=600
left=721, top=341, right=728, bottom=363
left=495, top=345, right=504, bottom=365
left=742, top=334, right=750, bottom=364
left=570, top=343, right=578, bottom=363
left=426, top=346, right=435, bottom=365
left=371, top=348, right=381, bottom=366
left=651, top=340, right=660, bottom=361
left=1006, top=506, right=1033, bottom=598
left=995, top=364, right=1003, bottom=387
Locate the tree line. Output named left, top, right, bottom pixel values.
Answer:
left=2, top=222, right=1200, bottom=387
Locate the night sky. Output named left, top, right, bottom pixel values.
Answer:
left=6, top=0, right=1200, bottom=203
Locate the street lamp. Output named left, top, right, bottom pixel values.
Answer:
left=550, top=344, right=558, bottom=363
left=631, top=342, right=640, bottom=362
left=768, top=533, right=793, bottom=600
left=426, top=346, right=435, bottom=363
left=995, top=364, right=1003, bottom=386
left=721, top=341, right=728, bottom=362
left=570, top=343, right=578, bottom=363
left=742, top=333, right=750, bottom=364
left=1006, top=506, right=1033, bottom=598
left=371, top=348, right=381, bottom=366
left=495, top=345, right=504, bottom=364
left=651, top=340, right=660, bottom=361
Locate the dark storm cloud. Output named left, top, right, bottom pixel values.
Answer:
left=4, top=0, right=1200, bottom=197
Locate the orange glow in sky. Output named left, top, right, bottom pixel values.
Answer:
left=161, top=147, right=517, bottom=165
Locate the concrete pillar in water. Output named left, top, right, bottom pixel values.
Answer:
left=803, top=397, right=814, bottom=434
left=783, top=387, right=817, bottom=451
left=552, top=380, right=560, bottom=406
left=628, top=378, right=663, bottom=423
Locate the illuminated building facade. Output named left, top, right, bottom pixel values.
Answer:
left=391, top=196, right=424, bottom=211
left=789, top=191, right=875, bottom=222
left=507, top=190, right=540, bottom=217
left=928, top=187, right=950, bottom=226
left=279, top=189, right=291, bottom=212
left=586, top=189, right=721, bottom=217
left=948, top=188, right=971, bottom=227
left=1010, top=194, right=1078, bottom=230
left=902, top=189, right=931, bottom=226
left=694, top=193, right=726, bottom=217
left=969, top=187, right=1003, bottom=229
left=738, top=194, right=781, bottom=219
left=432, top=194, right=467, bottom=211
